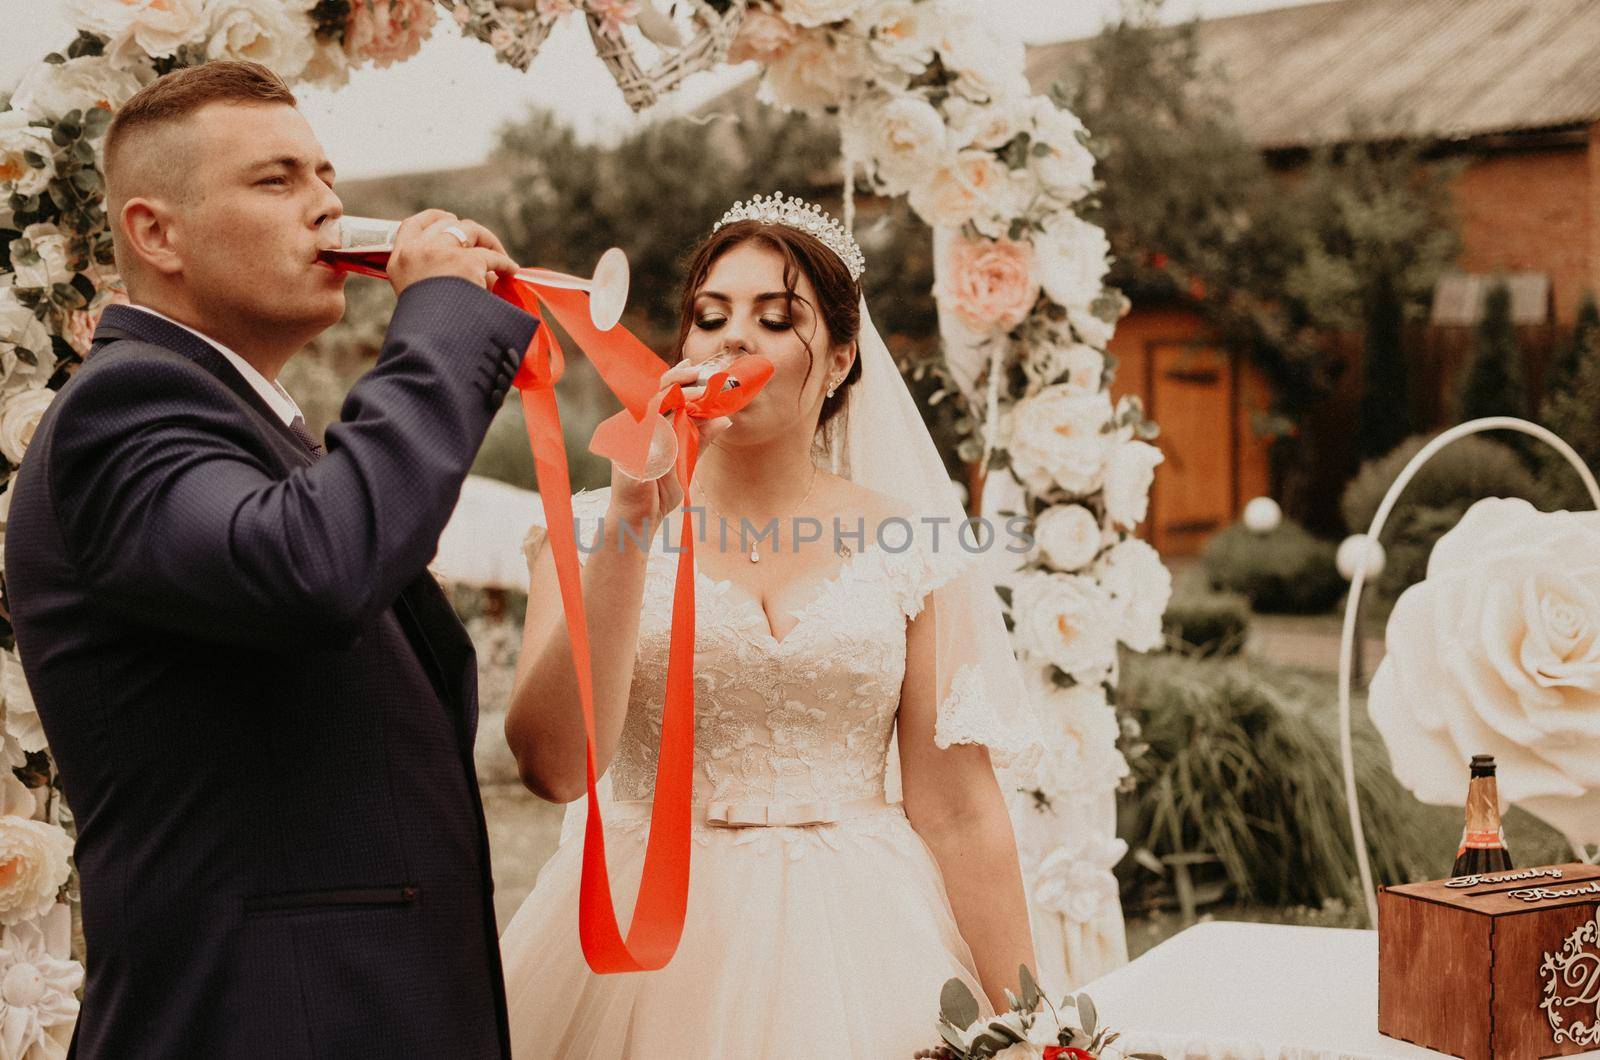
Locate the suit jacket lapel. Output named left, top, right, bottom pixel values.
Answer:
left=92, top=306, right=313, bottom=466
left=91, top=305, right=479, bottom=743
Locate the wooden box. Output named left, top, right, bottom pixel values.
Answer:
left=1379, top=862, right=1600, bottom=1058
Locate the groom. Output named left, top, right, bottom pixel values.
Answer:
left=5, top=61, right=533, bottom=1058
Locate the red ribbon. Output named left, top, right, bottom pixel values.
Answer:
left=493, top=275, right=771, bottom=973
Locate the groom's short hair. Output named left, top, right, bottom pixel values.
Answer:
left=104, top=60, right=297, bottom=286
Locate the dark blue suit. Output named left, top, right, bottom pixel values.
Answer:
left=4, top=277, right=536, bottom=1058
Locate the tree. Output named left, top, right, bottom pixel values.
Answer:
left=1454, top=280, right=1526, bottom=423
left=1534, top=294, right=1600, bottom=509
left=1542, top=289, right=1600, bottom=401
left=1060, top=0, right=1460, bottom=512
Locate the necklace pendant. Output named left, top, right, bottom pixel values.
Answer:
left=748, top=545, right=761, bottom=563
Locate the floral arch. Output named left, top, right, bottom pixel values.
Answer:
left=0, top=0, right=1171, bottom=1047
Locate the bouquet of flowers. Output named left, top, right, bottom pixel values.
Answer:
left=916, top=966, right=1162, bottom=1060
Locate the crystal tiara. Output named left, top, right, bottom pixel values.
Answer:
left=713, top=192, right=866, bottom=282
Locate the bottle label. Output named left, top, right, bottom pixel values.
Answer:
left=1457, top=828, right=1507, bottom=855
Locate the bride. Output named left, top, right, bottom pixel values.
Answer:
left=499, top=193, right=1044, bottom=1057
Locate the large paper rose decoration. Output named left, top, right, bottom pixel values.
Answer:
left=0, top=818, right=73, bottom=927
left=1370, top=498, right=1600, bottom=848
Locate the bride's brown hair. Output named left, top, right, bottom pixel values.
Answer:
left=673, top=219, right=863, bottom=431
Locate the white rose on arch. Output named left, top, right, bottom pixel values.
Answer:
left=853, top=0, right=937, bottom=75
left=1023, top=339, right=1102, bottom=393
left=204, top=0, right=317, bottom=81
left=0, top=389, right=56, bottom=467
left=1369, top=498, right=1600, bottom=848
left=1035, top=211, right=1113, bottom=312
left=0, top=115, right=57, bottom=200
left=1, top=651, right=48, bottom=755
left=10, top=56, right=149, bottom=122
left=1011, top=570, right=1119, bottom=682
left=1095, top=537, right=1172, bottom=652
left=1020, top=97, right=1096, bottom=204
left=1103, top=438, right=1164, bottom=530
left=841, top=94, right=947, bottom=197
left=760, top=28, right=868, bottom=113
left=0, top=816, right=73, bottom=927
left=0, top=289, right=54, bottom=399
left=10, top=225, right=75, bottom=293
left=63, top=0, right=209, bottom=70
left=0, top=905, right=81, bottom=1060
left=1003, top=387, right=1112, bottom=497
left=776, top=0, right=863, bottom=29
left=1033, top=504, right=1101, bottom=572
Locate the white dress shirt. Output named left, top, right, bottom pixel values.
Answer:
left=123, top=305, right=305, bottom=428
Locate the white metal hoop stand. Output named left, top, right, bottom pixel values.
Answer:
left=1339, top=417, right=1600, bottom=928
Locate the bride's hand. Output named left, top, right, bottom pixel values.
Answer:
left=607, top=361, right=732, bottom=534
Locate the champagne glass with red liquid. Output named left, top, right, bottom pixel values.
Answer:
left=319, top=215, right=630, bottom=331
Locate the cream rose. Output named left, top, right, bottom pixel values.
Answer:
left=10, top=225, right=74, bottom=293
left=0, top=816, right=73, bottom=927
left=0, top=115, right=55, bottom=199
left=0, top=652, right=47, bottom=756
left=944, top=95, right=1024, bottom=151
left=762, top=29, right=866, bottom=113
left=1370, top=498, right=1600, bottom=848
left=842, top=95, right=946, bottom=196
left=1069, top=304, right=1117, bottom=349
left=1025, top=340, right=1102, bottom=392
left=345, top=0, right=438, bottom=69
left=0, top=909, right=82, bottom=1060
left=727, top=9, right=797, bottom=64
left=1023, top=97, right=1096, bottom=203
left=1033, top=832, right=1128, bottom=925
left=0, top=389, right=56, bottom=467
left=937, top=234, right=1039, bottom=335
left=1012, top=570, right=1119, bottom=681
left=1035, top=211, right=1112, bottom=312
left=1102, top=439, right=1163, bottom=529
left=909, top=150, right=1018, bottom=230
left=65, top=0, right=208, bottom=67
left=0, top=288, right=53, bottom=398
left=9, top=56, right=148, bottom=123
left=777, top=0, right=861, bottom=29
left=934, top=3, right=1030, bottom=103
left=1095, top=538, right=1171, bottom=652
left=1004, top=386, right=1111, bottom=497
left=205, top=0, right=316, bottom=80
left=1034, top=504, right=1101, bottom=572
left=856, top=0, right=935, bottom=74
left=1028, top=677, right=1130, bottom=800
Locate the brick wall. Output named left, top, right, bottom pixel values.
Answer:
left=1449, top=132, right=1595, bottom=323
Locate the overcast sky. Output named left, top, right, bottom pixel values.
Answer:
left=8, top=0, right=1332, bottom=178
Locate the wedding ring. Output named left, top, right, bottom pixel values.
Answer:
left=444, top=224, right=471, bottom=248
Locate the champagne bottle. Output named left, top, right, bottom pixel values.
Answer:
left=1451, top=754, right=1512, bottom=878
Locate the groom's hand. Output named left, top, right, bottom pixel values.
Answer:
left=386, top=210, right=520, bottom=296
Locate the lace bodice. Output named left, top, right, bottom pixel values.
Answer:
left=524, top=489, right=984, bottom=810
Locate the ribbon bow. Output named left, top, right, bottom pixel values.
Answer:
left=493, top=276, right=771, bottom=973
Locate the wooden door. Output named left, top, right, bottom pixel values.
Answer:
left=1148, top=344, right=1236, bottom=556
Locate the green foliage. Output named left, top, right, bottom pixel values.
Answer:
left=1161, top=579, right=1250, bottom=656
left=1454, top=280, right=1526, bottom=422
left=1534, top=294, right=1600, bottom=510
left=1354, top=272, right=1410, bottom=460
left=1115, top=653, right=1434, bottom=910
left=1541, top=290, right=1599, bottom=401
left=1340, top=432, right=1544, bottom=604
left=1200, top=519, right=1343, bottom=614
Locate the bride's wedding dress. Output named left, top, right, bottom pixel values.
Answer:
left=499, top=488, right=1020, bottom=1058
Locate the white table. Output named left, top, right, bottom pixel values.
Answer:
left=1077, top=921, right=1600, bottom=1059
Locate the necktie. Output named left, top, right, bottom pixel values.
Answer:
left=288, top=415, right=325, bottom=460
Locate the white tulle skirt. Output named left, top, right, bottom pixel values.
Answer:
left=499, top=801, right=990, bottom=1058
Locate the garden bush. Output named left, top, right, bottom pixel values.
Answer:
left=1115, top=653, right=1435, bottom=912
left=1161, top=581, right=1250, bottom=656
left=1340, top=432, right=1543, bottom=606
left=1200, top=519, right=1343, bottom=614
